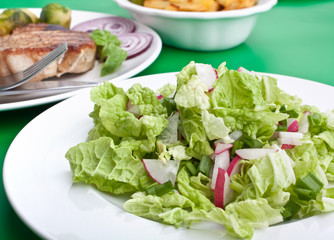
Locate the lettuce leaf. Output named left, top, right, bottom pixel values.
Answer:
left=260, top=74, right=302, bottom=110
left=156, top=83, right=176, bottom=98
left=176, top=167, right=215, bottom=211
left=178, top=107, right=213, bottom=159
left=174, top=76, right=210, bottom=110
left=214, top=107, right=287, bottom=141
left=247, top=150, right=296, bottom=197
left=211, top=70, right=267, bottom=111
left=175, top=61, right=197, bottom=90
left=126, top=83, right=167, bottom=117
left=123, top=192, right=194, bottom=227
left=65, top=137, right=151, bottom=194
left=89, top=29, right=127, bottom=76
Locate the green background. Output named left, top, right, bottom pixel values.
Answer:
left=0, top=0, right=333, bottom=239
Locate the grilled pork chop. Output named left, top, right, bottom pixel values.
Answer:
left=0, top=27, right=96, bottom=82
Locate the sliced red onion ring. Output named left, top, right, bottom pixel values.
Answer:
left=119, top=33, right=153, bottom=59
left=72, top=16, right=136, bottom=35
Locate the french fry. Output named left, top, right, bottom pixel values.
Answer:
left=144, top=0, right=256, bottom=11
left=165, top=4, right=179, bottom=10
left=144, top=0, right=171, bottom=9
left=218, top=0, right=257, bottom=10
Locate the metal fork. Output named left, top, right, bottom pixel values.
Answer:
left=0, top=42, right=68, bottom=91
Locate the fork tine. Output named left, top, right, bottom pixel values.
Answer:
left=22, top=42, right=68, bottom=78
left=0, top=42, right=68, bottom=91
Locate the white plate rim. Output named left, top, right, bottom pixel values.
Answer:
left=0, top=9, right=162, bottom=112
left=3, top=72, right=334, bottom=240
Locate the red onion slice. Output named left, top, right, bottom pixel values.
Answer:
left=72, top=16, right=136, bottom=35
left=119, top=33, right=153, bottom=59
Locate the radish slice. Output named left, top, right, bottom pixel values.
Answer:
left=298, top=111, right=311, bottom=133
left=195, top=63, right=217, bottom=90
left=237, top=66, right=263, bottom=79
left=214, top=143, right=233, bottom=155
left=126, top=100, right=141, bottom=118
left=237, top=66, right=252, bottom=74
left=237, top=66, right=257, bottom=77
left=211, top=150, right=230, bottom=190
left=278, top=132, right=303, bottom=148
left=278, top=132, right=303, bottom=139
left=72, top=16, right=136, bottom=35
left=118, top=33, right=153, bottom=59
left=287, top=119, right=299, bottom=132
left=157, top=94, right=163, bottom=100
left=214, top=168, right=233, bottom=208
left=227, top=156, right=242, bottom=177
left=142, top=159, right=180, bottom=185
left=281, top=144, right=295, bottom=150
left=229, top=130, right=243, bottom=141
left=236, top=148, right=278, bottom=160
left=278, top=138, right=302, bottom=146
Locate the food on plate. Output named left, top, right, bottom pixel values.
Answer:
left=0, top=4, right=69, bottom=36
left=0, top=8, right=38, bottom=36
left=65, top=61, right=334, bottom=239
left=0, top=29, right=96, bottom=82
left=72, top=16, right=153, bottom=59
left=89, top=29, right=127, bottom=76
left=39, top=3, right=72, bottom=29
left=72, top=16, right=153, bottom=75
left=0, top=5, right=152, bottom=82
left=131, top=0, right=257, bottom=11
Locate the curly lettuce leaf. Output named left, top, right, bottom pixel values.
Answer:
left=156, top=83, right=176, bottom=98
left=174, top=76, right=210, bottom=110
left=214, top=107, right=288, bottom=141
left=65, top=137, right=151, bottom=194
left=176, top=167, right=215, bottom=211
left=247, top=150, right=296, bottom=197
left=179, top=107, right=213, bottom=159
left=123, top=192, right=194, bottom=227
left=211, top=70, right=267, bottom=111
left=260, top=74, right=302, bottom=110
left=89, top=29, right=127, bottom=76
left=175, top=61, right=197, bottom=90
left=126, top=83, right=167, bottom=117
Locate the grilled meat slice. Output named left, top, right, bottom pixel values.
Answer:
left=0, top=30, right=96, bottom=82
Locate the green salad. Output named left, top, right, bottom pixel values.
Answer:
left=65, top=61, right=334, bottom=239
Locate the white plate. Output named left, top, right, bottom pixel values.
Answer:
left=0, top=9, right=162, bottom=111
left=3, top=73, right=334, bottom=240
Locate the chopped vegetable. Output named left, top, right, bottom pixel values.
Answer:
left=0, top=8, right=38, bottom=35
left=145, top=180, right=174, bottom=196
left=197, top=154, right=212, bottom=177
left=142, top=158, right=180, bottom=185
left=89, top=29, right=127, bottom=76
left=40, top=3, right=71, bottom=29
left=293, top=172, right=324, bottom=200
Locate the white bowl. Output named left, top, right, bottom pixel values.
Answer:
left=114, top=0, right=277, bottom=51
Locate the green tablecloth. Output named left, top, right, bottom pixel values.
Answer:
left=0, top=0, right=333, bottom=239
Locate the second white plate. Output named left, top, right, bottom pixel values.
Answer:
left=0, top=9, right=162, bottom=111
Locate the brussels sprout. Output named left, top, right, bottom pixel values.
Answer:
left=0, top=15, right=13, bottom=36
left=39, top=3, right=71, bottom=29
left=7, top=10, right=33, bottom=28
left=21, top=9, right=39, bottom=23
left=0, top=8, right=39, bottom=35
